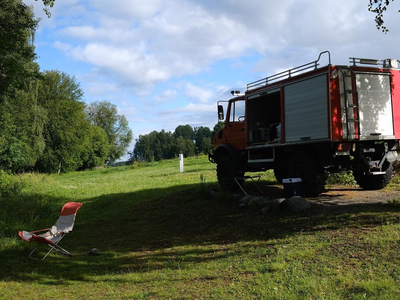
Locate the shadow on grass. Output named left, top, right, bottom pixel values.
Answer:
left=1, top=182, right=400, bottom=283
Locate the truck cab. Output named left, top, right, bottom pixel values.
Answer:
left=213, top=96, right=246, bottom=150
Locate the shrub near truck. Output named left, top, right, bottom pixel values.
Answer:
left=209, top=52, right=400, bottom=196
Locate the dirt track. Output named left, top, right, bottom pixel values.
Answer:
left=309, top=186, right=399, bottom=206
left=308, top=162, right=400, bottom=208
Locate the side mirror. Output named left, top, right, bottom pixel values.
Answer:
left=218, top=105, right=224, bottom=120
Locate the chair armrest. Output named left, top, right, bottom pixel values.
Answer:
left=30, top=228, right=51, bottom=233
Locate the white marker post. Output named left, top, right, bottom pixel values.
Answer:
left=179, top=154, right=184, bottom=173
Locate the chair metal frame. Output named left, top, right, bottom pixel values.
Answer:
left=235, top=175, right=263, bottom=195
left=26, top=229, right=71, bottom=261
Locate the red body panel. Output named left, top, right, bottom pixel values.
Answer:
left=391, top=69, right=400, bottom=139
left=330, top=69, right=343, bottom=141
left=224, top=121, right=246, bottom=150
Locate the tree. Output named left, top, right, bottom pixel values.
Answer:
left=194, top=126, right=212, bottom=154
left=0, top=80, right=47, bottom=173
left=157, top=130, right=175, bottom=160
left=35, top=70, right=89, bottom=173
left=175, top=136, right=195, bottom=157
left=130, top=124, right=222, bottom=162
left=79, top=125, right=110, bottom=170
left=0, top=0, right=39, bottom=101
left=202, top=137, right=213, bottom=154
left=173, top=125, right=194, bottom=140
left=85, top=101, right=133, bottom=164
left=0, top=0, right=45, bottom=173
left=132, top=134, right=149, bottom=162
left=131, top=131, right=157, bottom=162
left=368, top=0, right=399, bottom=33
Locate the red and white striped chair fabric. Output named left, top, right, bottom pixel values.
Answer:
left=19, top=202, right=82, bottom=260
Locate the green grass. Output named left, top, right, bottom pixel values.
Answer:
left=1, top=156, right=400, bottom=299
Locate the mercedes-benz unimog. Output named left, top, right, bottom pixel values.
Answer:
left=209, top=51, right=399, bottom=196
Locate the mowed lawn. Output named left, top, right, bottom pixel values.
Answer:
left=1, top=156, right=400, bottom=299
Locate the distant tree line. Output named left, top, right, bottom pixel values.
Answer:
left=130, top=123, right=224, bottom=162
left=0, top=0, right=132, bottom=174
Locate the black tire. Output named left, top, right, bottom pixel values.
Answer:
left=288, top=151, right=327, bottom=197
left=353, top=160, right=393, bottom=190
left=217, top=156, right=237, bottom=191
left=274, top=160, right=288, bottom=184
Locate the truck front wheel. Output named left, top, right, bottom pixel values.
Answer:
left=353, top=160, right=393, bottom=190
left=288, top=152, right=327, bottom=197
left=217, top=156, right=238, bottom=191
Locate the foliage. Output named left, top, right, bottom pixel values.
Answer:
left=194, top=126, right=213, bottom=154
left=368, top=0, right=399, bottom=33
left=176, top=135, right=196, bottom=157
left=0, top=68, right=118, bottom=173
left=130, top=124, right=219, bottom=162
left=0, top=0, right=39, bottom=99
left=132, top=130, right=176, bottom=162
left=34, top=71, right=90, bottom=173
left=388, top=197, right=400, bottom=206
left=173, top=124, right=194, bottom=140
left=0, top=171, right=56, bottom=240
left=327, top=170, right=357, bottom=186
left=79, top=125, right=110, bottom=170
left=0, top=1, right=131, bottom=174
left=85, top=101, right=133, bottom=164
left=0, top=1, right=45, bottom=173
left=0, top=80, right=48, bottom=172
left=0, top=170, right=25, bottom=199
left=31, top=0, right=56, bottom=17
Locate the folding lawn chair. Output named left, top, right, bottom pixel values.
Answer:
left=18, top=201, right=82, bottom=261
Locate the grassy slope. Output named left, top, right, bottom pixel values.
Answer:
left=1, top=156, right=400, bottom=299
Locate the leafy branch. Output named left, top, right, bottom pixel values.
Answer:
left=35, top=0, right=55, bottom=17
left=368, top=0, right=399, bottom=33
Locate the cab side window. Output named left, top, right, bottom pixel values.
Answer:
left=229, top=100, right=245, bottom=123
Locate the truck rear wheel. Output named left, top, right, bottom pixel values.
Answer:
left=353, top=160, right=393, bottom=190
left=217, top=156, right=238, bottom=191
left=288, top=152, right=327, bottom=197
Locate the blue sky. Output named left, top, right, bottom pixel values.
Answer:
left=24, top=0, right=400, bottom=154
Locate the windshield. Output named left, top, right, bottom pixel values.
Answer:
left=229, top=100, right=245, bottom=122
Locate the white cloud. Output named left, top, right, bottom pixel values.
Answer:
left=49, top=0, right=400, bottom=93
left=166, top=103, right=215, bottom=113
left=52, top=41, right=73, bottom=52
left=69, top=43, right=170, bottom=85
left=48, top=0, right=273, bottom=90
left=88, top=0, right=164, bottom=20
left=153, top=90, right=178, bottom=102
left=183, top=83, right=214, bottom=103
left=117, top=106, right=138, bottom=121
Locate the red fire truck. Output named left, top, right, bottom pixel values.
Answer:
left=209, top=51, right=400, bottom=196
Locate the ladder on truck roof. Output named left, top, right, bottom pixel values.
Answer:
left=338, top=67, right=360, bottom=140
left=247, top=51, right=331, bottom=91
